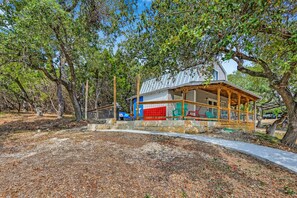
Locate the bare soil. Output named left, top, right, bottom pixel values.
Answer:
left=0, top=113, right=297, bottom=197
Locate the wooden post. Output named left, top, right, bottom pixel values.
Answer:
left=113, top=76, right=117, bottom=121
left=253, top=101, right=257, bottom=131
left=136, top=74, right=140, bottom=120
left=227, top=90, right=231, bottom=122
left=193, top=89, right=197, bottom=111
left=237, top=94, right=241, bottom=122
left=217, top=88, right=221, bottom=121
left=181, top=90, right=186, bottom=120
left=245, top=98, right=249, bottom=122
left=85, top=80, right=89, bottom=120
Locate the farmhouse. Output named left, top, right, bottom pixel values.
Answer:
left=130, top=63, right=260, bottom=132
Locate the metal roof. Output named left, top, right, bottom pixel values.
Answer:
left=140, top=69, right=204, bottom=94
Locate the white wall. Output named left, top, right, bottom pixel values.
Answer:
left=143, top=90, right=169, bottom=109
left=195, top=89, right=228, bottom=115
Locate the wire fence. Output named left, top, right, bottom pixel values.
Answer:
left=87, top=105, right=116, bottom=120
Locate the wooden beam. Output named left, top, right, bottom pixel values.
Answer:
left=217, top=88, right=221, bottom=121
left=182, top=91, right=186, bottom=120
left=113, top=76, right=117, bottom=121
left=136, top=74, right=140, bottom=120
left=194, top=89, right=197, bottom=111
left=253, top=101, right=257, bottom=131
left=84, top=80, right=89, bottom=120
left=237, top=94, right=241, bottom=122
left=245, top=98, right=249, bottom=122
left=227, top=90, right=231, bottom=122
left=139, top=100, right=182, bottom=105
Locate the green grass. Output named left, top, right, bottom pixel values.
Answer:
left=284, top=186, right=296, bottom=195
left=254, top=132, right=281, bottom=144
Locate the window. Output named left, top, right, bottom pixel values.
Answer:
left=213, top=69, right=219, bottom=80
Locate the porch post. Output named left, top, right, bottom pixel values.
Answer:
left=253, top=101, right=257, bottom=132
left=193, top=89, right=197, bottom=111
left=136, top=74, right=140, bottom=120
left=245, top=98, right=249, bottom=122
left=181, top=89, right=187, bottom=120
left=217, top=88, right=221, bottom=121
left=227, top=90, right=231, bottom=122
left=237, top=94, right=241, bottom=123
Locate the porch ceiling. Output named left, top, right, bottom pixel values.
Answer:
left=172, top=81, right=260, bottom=105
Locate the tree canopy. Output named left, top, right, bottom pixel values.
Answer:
left=129, top=0, right=297, bottom=146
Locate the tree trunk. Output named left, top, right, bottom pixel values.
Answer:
left=281, top=107, right=297, bottom=147
left=266, top=114, right=286, bottom=136
left=66, top=86, right=82, bottom=121
left=56, top=82, right=65, bottom=119
left=256, top=114, right=262, bottom=128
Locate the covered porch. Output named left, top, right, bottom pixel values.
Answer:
left=136, top=81, right=260, bottom=131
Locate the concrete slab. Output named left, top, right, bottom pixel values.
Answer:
left=95, top=129, right=297, bottom=174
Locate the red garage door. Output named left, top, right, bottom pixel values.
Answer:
left=143, top=106, right=166, bottom=120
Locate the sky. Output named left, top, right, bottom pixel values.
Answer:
left=222, top=60, right=237, bottom=74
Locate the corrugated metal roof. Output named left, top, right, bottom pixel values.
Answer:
left=140, top=69, right=204, bottom=94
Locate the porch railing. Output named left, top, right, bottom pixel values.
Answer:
left=137, top=99, right=255, bottom=123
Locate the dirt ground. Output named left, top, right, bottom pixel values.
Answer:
left=0, top=113, right=297, bottom=197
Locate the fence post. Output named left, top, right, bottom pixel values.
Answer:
left=114, top=76, right=117, bottom=121
left=85, top=80, right=89, bottom=120
left=136, top=74, right=140, bottom=120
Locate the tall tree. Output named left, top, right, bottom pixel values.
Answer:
left=0, top=0, right=135, bottom=120
left=134, top=0, right=296, bottom=146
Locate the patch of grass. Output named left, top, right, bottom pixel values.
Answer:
left=254, top=132, right=281, bottom=144
left=181, top=189, right=188, bottom=198
left=284, top=186, right=296, bottom=195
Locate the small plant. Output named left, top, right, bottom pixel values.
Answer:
left=181, top=189, right=188, bottom=198
left=144, top=194, right=152, bottom=198
left=284, top=186, right=296, bottom=195
left=254, top=132, right=280, bottom=144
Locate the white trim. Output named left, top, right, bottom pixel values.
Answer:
left=213, top=69, right=219, bottom=81
left=217, top=62, right=228, bottom=81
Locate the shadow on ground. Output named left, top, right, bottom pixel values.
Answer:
left=0, top=113, right=87, bottom=142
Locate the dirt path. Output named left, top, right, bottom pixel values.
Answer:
left=1, top=131, right=296, bottom=197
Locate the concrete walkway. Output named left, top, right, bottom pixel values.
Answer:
left=97, top=129, right=297, bottom=174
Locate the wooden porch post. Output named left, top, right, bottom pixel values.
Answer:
left=245, top=98, right=249, bottom=122
left=237, top=94, right=241, bottom=122
left=136, top=74, right=140, bottom=120
left=193, top=89, right=197, bottom=111
left=253, top=100, right=257, bottom=131
left=113, top=76, right=117, bottom=121
left=217, top=88, right=221, bottom=121
left=227, top=90, right=231, bottom=122
left=181, top=90, right=187, bottom=120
